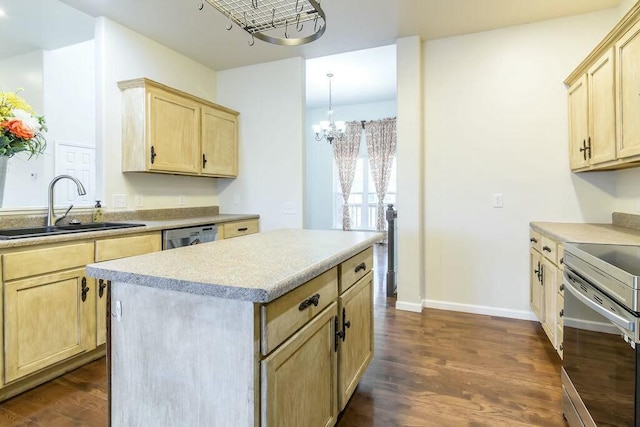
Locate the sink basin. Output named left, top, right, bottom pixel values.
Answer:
left=0, top=222, right=145, bottom=240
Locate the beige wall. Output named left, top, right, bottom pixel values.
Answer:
left=215, top=58, right=305, bottom=232
left=95, top=17, right=219, bottom=210
left=397, top=6, right=629, bottom=318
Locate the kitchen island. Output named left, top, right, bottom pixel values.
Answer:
left=86, top=228, right=383, bottom=427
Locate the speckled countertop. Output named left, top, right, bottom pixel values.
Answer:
left=0, top=212, right=259, bottom=249
left=86, top=229, right=384, bottom=303
left=531, top=213, right=640, bottom=244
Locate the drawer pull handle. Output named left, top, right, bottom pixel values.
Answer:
left=530, top=237, right=537, bottom=243
left=81, top=277, right=89, bottom=302
left=237, top=227, right=248, bottom=232
left=559, top=283, right=564, bottom=292
left=559, top=309, right=564, bottom=317
left=298, top=293, right=320, bottom=311
left=355, top=262, right=366, bottom=273
left=542, top=246, right=552, bottom=253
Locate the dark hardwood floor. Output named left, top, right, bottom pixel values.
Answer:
left=0, top=243, right=565, bottom=426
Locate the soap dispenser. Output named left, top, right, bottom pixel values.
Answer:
left=93, top=200, right=104, bottom=223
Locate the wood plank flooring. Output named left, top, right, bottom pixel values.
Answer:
left=0, top=243, right=566, bottom=426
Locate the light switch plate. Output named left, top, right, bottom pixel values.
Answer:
left=492, top=193, right=503, bottom=208
left=113, top=194, right=127, bottom=208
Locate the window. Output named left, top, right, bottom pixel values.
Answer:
left=334, top=155, right=396, bottom=230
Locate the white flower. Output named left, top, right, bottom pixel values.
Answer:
left=11, top=108, right=42, bottom=132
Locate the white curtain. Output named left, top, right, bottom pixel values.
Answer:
left=333, top=121, right=362, bottom=231
left=364, top=117, right=397, bottom=233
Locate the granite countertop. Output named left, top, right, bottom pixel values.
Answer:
left=530, top=221, right=640, bottom=245
left=86, top=229, right=384, bottom=303
left=0, top=213, right=259, bottom=249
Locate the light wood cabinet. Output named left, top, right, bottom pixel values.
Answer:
left=201, top=105, right=238, bottom=177
left=337, top=271, right=373, bottom=410
left=530, top=248, right=544, bottom=322
left=3, top=240, right=96, bottom=384
left=568, top=49, right=616, bottom=170
left=261, top=247, right=374, bottom=425
left=565, top=3, right=640, bottom=172
left=219, top=218, right=259, bottom=239
left=95, top=232, right=162, bottom=345
left=261, top=303, right=338, bottom=427
left=529, top=228, right=563, bottom=358
left=119, top=78, right=239, bottom=178
left=616, top=19, right=640, bottom=159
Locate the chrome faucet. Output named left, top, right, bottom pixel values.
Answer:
left=47, top=175, right=87, bottom=227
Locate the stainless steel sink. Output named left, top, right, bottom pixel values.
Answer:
left=0, top=222, right=145, bottom=240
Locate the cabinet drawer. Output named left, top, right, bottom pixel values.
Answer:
left=95, top=232, right=162, bottom=262
left=3, top=242, right=94, bottom=281
left=540, top=235, right=558, bottom=265
left=222, top=219, right=259, bottom=239
left=339, top=247, right=373, bottom=293
left=529, top=230, right=541, bottom=252
left=261, top=267, right=338, bottom=355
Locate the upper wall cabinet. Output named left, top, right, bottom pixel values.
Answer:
left=119, top=78, right=239, bottom=178
left=565, top=3, right=640, bottom=172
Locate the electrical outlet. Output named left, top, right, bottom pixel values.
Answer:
left=283, top=202, right=296, bottom=214
left=113, top=194, right=127, bottom=208
left=492, top=193, right=503, bottom=208
left=134, top=195, right=143, bottom=207
left=178, top=196, right=186, bottom=206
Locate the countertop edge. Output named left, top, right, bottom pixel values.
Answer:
left=0, top=214, right=259, bottom=249
left=530, top=221, right=640, bottom=245
left=87, top=231, right=383, bottom=303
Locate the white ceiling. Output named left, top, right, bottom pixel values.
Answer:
left=1, top=0, right=622, bottom=107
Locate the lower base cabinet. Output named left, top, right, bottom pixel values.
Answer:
left=262, top=303, right=338, bottom=427
left=5, top=268, right=95, bottom=383
left=338, top=271, right=373, bottom=410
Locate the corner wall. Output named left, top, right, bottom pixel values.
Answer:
left=419, top=8, right=622, bottom=318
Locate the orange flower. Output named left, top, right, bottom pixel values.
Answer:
left=1, top=119, right=35, bottom=140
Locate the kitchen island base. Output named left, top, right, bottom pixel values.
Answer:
left=93, top=230, right=381, bottom=427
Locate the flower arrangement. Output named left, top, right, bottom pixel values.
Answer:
left=0, top=89, right=47, bottom=158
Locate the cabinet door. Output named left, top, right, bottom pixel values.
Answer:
left=338, top=271, right=373, bottom=411
left=616, top=19, right=640, bottom=159
left=568, top=75, right=589, bottom=170
left=5, top=269, right=96, bottom=383
left=147, top=86, right=200, bottom=174
left=262, top=303, right=337, bottom=427
left=588, top=48, right=616, bottom=165
left=201, top=105, right=238, bottom=177
left=541, top=258, right=557, bottom=346
left=530, top=249, right=544, bottom=322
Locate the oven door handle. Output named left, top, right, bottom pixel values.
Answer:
left=564, top=274, right=635, bottom=332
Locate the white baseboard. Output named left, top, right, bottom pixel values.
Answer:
left=395, top=300, right=423, bottom=313
left=422, top=299, right=538, bottom=321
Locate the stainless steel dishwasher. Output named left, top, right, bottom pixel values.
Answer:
left=162, top=224, right=218, bottom=250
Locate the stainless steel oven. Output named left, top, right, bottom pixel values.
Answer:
left=562, top=243, right=640, bottom=427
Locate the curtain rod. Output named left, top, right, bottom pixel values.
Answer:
left=359, top=117, right=397, bottom=129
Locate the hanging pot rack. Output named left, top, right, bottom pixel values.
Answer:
left=203, top=0, right=326, bottom=46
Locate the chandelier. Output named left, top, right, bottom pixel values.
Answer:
left=313, top=73, right=345, bottom=144
left=202, top=0, right=326, bottom=46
